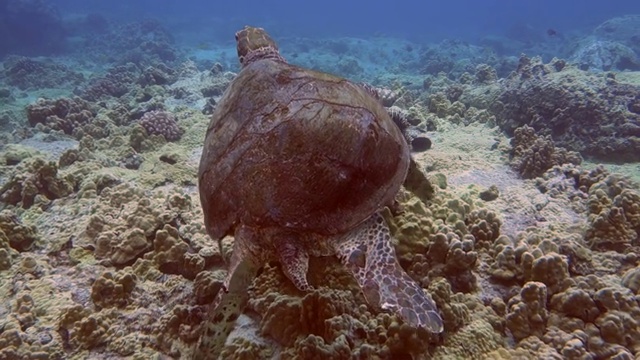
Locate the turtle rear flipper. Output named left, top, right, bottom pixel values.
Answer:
left=194, top=234, right=260, bottom=359
left=336, top=213, right=444, bottom=333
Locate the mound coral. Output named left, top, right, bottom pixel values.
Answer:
left=506, top=281, right=549, bottom=341
left=0, top=157, right=75, bottom=209
left=26, top=97, right=97, bottom=135
left=0, top=210, right=40, bottom=252
left=510, top=125, right=582, bottom=179
left=492, top=55, right=640, bottom=161
left=91, top=271, right=137, bottom=309
left=584, top=174, right=640, bottom=251
left=3, top=56, right=84, bottom=90
left=138, top=110, right=184, bottom=142
left=79, top=64, right=140, bottom=101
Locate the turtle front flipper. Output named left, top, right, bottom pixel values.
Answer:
left=336, top=213, right=444, bottom=333
left=194, top=231, right=260, bottom=359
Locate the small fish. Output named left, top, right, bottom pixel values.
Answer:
left=547, top=28, right=558, bottom=37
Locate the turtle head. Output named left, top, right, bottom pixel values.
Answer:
left=235, top=26, right=284, bottom=67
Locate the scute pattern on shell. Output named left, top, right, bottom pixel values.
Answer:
left=198, top=57, right=409, bottom=240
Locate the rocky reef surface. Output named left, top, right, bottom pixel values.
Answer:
left=0, top=14, right=639, bottom=360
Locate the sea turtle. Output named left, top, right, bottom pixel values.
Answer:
left=195, top=26, right=443, bottom=358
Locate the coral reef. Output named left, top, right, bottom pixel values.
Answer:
left=78, top=19, right=178, bottom=64
left=0, top=18, right=639, bottom=360
left=510, top=125, right=582, bottom=179
left=78, top=64, right=140, bottom=101
left=138, top=110, right=184, bottom=142
left=3, top=56, right=85, bottom=90
left=26, top=97, right=97, bottom=136
left=0, top=157, right=75, bottom=209
left=593, top=15, right=640, bottom=53
left=570, top=39, right=640, bottom=72
left=489, top=55, right=640, bottom=161
left=418, top=39, right=499, bottom=78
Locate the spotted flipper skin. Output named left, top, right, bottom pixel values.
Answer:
left=278, top=238, right=313, bottom=291
left=194, top=231, right=259, bottom=359
left=194, top=287, right=246, bottom=359
left=336, top=212, right=444, bottom=333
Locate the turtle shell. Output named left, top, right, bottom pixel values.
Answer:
left=198, top=59, right=409, bottom=240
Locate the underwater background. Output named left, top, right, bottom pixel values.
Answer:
left=1, top=0, right=640, bottom=359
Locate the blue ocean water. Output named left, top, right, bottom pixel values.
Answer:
left=52, top=0, right=640, bottom=41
